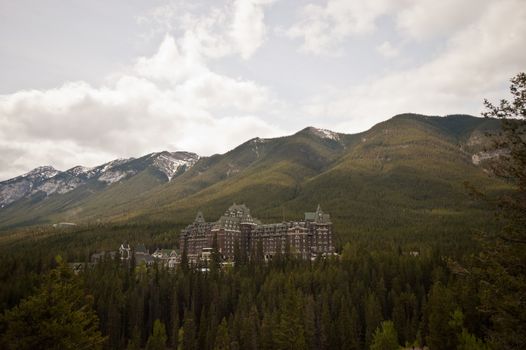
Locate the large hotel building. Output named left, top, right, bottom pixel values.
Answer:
left=180, top=203, right=335, bottom=262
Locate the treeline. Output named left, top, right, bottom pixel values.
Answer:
left=12, top=245, right=487, bottom=350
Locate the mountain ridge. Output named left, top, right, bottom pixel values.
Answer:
left=0, top=151, right=198, bottom=208
left=0, top=114, right=506, bottom=236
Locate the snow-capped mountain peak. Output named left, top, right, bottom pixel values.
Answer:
left=306, top=127, right=341, bottom=141
left=66, top=166, right=92, bottom=177
left=0, top=166, right=61, bottom=207
left=22, top=165, right=60, bottom=180
left=0, top=151, right=199, bottom=208
left=99, top=158, right=134, bottom=173
left=151, top=151, right=199, bottom=181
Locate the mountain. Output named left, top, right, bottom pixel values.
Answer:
left=0, top=151, right=198, bottom=209
left=0, top=166, right=60, bottom=208
left=0, top=114, right=507, bottom=240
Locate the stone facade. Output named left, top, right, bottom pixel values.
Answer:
left=180, top=204, right=334, bottom=262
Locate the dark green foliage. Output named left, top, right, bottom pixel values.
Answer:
left=370, top=321, right=399, bottom=350
left=365, top=293, right=383, bottom=348
left=182, top=309, right=197, bottom=350
left=126, top=327, right=141, bottom=350
left=214, top=318, right=230, bottom=350
left=338, top=298, right=353, bottom=350
left=274, top=282, right=306, bottom=350
left=0, top=257, right=105, bottom=350
left=146, top=319, right=167, bottom=350
left=473, top=72, right=526, bottom=350
left=449, top=309, right=488, bottom=350
left=0, top=236, right=497, bottom=350
left=425, top=281, right=458, bottom=350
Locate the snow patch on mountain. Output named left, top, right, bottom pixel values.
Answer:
left=66, top=166, right=92, bottom=177
left=0, top=181, right=32, bottom=207
left=20, top=166, right=60, bottom=182
left=249, top=138, right=266, bottom=158
left=0, top=152, right=198, bottom=208
left=33, top=176, right=83, bottom=195
left=0, top=166, right=60, bottom=207
left=306, top=127, right=341, bottom=141
left=89, top=158, right=137, bottom=184
left=99, top=158, right=134, bottom=173
left=152, top=152, right=199, bottom=181
left=472, top=149, right=507, bottom=165
left=98, top=170, right=136, bottom=184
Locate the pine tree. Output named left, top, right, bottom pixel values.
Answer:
left=338, top=301, right=353, bottom=350
left=183, top=310, right=197, bottom=350
left=449, top=309, right=489, bottom=350
left=171, top=297, right=180, bottom=349
left=274, top=286, right=306, bottom=350
left=365, top=292, right=383, bottom=348
left=214, top=317, right=230, bottom=350
left=370, top=321, right=399, bottom=350
left=259, top=312, right=275, bottom=350
left=177, top=327, right=184, bottom=350
left=197, top=308, right=209, bottom=350
left=425, top=281, right=457, bottom=350
left=349, top=306, right=362, bottom=350
left=0, top=257, right=105, bottom=350
left=146, top=319, right=167, bottom=350
left=477, top=72, right=526, bottom=349
left=127, top=327, right=141, bottom=350
left=319, top=299, right=331, bottom=350
left=240, top=306, right=259, bottom=350
left=303, top=296, right=317, bottom=350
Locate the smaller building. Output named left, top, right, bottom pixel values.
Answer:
left=119, top=243, right=131, bottom=260
left=135, top=244, right=155, bottom=266
left=152, top=248, right=179, bottom=268
left=135, top=252, right=155, bottom=266
left=152, top=248, right=177, bottom=259
left=91, top=243, right=181, bottom=268
left=167, top=257, right=178, bottom=269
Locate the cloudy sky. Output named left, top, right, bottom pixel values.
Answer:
left=1, top=0, right=525, bottom=180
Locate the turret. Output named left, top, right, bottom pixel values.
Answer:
left=195, top=210, right=205, bottom=223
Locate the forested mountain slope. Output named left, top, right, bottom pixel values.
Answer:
left=0, top=114, right=506, bottom=243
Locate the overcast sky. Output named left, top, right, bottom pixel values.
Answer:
left=1, top=0, right=525, bottom=180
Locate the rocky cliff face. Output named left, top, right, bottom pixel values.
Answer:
left=0, top=166, right=60, bottom=207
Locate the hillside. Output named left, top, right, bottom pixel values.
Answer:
left=0, top=114, right=507, bottom=244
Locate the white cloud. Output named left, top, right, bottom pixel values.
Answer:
left=134, top=35, right=207, bottom=84
left=0, top=0, right=283, bottom=181
left=301, top=0, right=526, bottom=132
left=230, top=0, right=276, bottom=59
left=137, top=0, right=276, bottom=60
left=285, top=0, right=493, bottom=55
left=286, top=0, right=395, bottom=55
left=376, top=41, right=399, bottom=58
left=395, top=0, right=491, bottom=40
